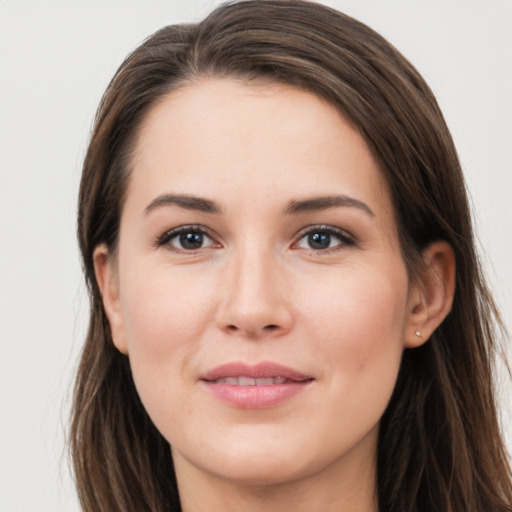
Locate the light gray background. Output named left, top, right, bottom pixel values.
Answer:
left=1, top=1, right=510, bottom=510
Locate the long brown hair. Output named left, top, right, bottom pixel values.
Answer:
left=71, top=1, right=512, bottom=510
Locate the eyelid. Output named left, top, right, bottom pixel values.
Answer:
left=292, top=224, right=356, bottom=251
left=153, top=223, right=356, bottom=253
left=154, top=224, right=221, bottom=250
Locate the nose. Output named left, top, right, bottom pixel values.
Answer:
left=215, top=246, right=294, bottom=339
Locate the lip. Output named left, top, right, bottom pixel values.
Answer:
left=202, top=361, right=311, bottom=381
left=200, top=361, right=314, bottom=409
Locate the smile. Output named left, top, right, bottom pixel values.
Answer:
left=212, top=376, right=290, bottom=385
left=201, top=362, right=314, bottom=408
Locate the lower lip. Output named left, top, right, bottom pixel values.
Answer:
left=202, top=381, right=312, bottom=409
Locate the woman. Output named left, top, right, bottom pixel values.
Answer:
left=71, top=1, right=512, bottom=511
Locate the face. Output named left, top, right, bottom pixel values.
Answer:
left=98, top=79, right=424, bottom=488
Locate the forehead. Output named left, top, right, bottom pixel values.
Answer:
left=128, top=78, right=394, bottom=222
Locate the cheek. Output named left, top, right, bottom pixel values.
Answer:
left=295, top=266, right=408, bottom=457
left=117, top=263, right=216, bottom=417
left=120, top=264, right=213, bottom=356
left=300, top=264, right=408, bottom=396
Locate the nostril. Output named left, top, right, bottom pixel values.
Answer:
left=225, top=323, right=279, bottom=335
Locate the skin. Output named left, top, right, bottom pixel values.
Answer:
left=95, top=79, right=455, bottom=512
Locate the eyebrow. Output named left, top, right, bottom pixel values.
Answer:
left=284, top=195, right=375, bottom=217
left=143, top=193, right=374, bottom=217
left=144, top=193, right=222, bottom=215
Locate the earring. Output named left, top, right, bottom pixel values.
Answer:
left=415, top=331, right=422, bottom=338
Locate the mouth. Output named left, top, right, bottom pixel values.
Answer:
left=201, top=361, right=312, bottom=382
left=200, top=361, right=314, bottom=408
left=209, top=376, right=296, bottom=385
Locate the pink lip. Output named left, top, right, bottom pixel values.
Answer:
left=201, top=361, right=314, bottom=409
left=202, top=361, right=311, bottom=381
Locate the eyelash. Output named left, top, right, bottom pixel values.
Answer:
left=154, top=224, right=356, bottom=253
left=154, top=224, right=218, bottom=251
left=293, top=225, right=356, bottom=252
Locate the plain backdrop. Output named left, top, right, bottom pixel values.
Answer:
left=0, top=1, right=510, bottom=510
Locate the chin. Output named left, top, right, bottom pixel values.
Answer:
left=170, top=426, right=319, bottom=486
left=205, top=451, right=316, bottom=487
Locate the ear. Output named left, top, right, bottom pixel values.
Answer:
left=405, top=241, right=456, bottom=348
left=93, top=244, right=129, bottom=354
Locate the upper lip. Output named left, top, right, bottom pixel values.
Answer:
left=201, top=361, right=312, bottom=382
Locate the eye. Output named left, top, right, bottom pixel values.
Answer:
left=295, top=226, right=355, bottom=251
left=156, top=226, right=218, bottom=251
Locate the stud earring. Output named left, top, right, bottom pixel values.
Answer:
left=415, top=331, right=422, bottom=338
